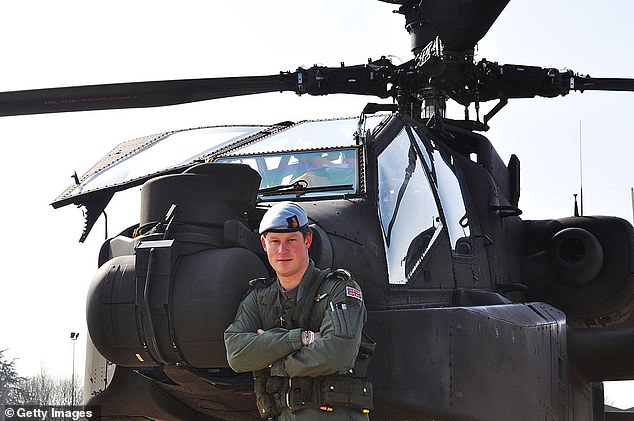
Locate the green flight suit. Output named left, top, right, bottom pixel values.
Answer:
left=224, top=260, right=370, bottom=420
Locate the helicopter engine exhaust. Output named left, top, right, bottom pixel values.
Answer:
left=521, top=227, right=604, bottom=289
left=520, top=216, right=634, bottom=327
left=545, top=227, right=604, bottom=285
left=86, top=163, right=269, bottom=368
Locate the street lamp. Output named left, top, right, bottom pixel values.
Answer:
left=70, top=332, right=79, bottom=407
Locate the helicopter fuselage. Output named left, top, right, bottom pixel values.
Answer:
left=75, top=113, right=634, bottom=420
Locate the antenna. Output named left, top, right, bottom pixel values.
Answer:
left=579, top=120, right=584, bottom=216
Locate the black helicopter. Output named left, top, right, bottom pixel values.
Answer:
left=2, top=1, right=633, bottom=420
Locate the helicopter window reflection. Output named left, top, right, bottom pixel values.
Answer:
left=216, top=148, right=357, bottom=197
left=378, top=128, right=442, bottom=284
left=411, top=131, right=472, bottom=256
left=73, top=126, right=264, bottom=195
left=233, top=115, right=386, bottom=155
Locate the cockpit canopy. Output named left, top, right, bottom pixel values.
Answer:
left=53, top=115, right=387, bottom=209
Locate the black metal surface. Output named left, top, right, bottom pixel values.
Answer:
left=418, top=0, right=510, bottom=51
left=569, top=327, right=634, bottom=381
left=365, top=303, right=569, bottom=420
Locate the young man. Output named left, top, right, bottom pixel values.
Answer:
left=224, top=201, right=372, bottom=420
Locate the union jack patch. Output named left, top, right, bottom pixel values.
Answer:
left=346, top=286, right=363, bottom=301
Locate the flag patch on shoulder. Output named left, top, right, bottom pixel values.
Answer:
left=346, top=286, right=362, bottom=301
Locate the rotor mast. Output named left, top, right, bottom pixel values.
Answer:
left=392, top=1, right=450, bottom=121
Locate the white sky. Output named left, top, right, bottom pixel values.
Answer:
left=0, top=0, right=632, bottom=411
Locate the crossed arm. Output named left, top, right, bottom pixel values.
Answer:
left=224, top=282, right=365, bottom=378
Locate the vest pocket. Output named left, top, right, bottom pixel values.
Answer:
left=286, top=377, right=321, bottom=410
left=320, top=375, right=373, bottom=411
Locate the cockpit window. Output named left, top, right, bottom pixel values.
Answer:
left=68, top=126, right=264, bottom=196
left=212, top=116, right=388, bottom=199
left=231, top=115, right=386, bottom=154
left=377, top=128, right=442, bottom=284
left=217, top=148, right=357, bottom=198
left=411, top=130, right=472, bottom=256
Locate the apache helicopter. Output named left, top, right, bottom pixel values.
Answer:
left=2, top=1, right=633, bottom=420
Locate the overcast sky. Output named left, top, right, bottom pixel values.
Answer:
left=0, top=0, right=632, bottom=410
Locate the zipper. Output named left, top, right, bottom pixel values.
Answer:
left=285, top=377, right=292, bottom=408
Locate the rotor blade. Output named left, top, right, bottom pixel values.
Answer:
left=572, top=76, right=634, bottom=93
left=0, top=75, right=295, bottom=117
left=0, top=60, right=396, bottom=117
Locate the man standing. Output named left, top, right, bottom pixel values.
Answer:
left=224, top=201, right=372, bottom=420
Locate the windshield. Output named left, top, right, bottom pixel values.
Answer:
left=213, top=116, right=387, bottom=198
left=234, top=117, right=376, bottom=153
left=216, top=148, right=358, bottom=198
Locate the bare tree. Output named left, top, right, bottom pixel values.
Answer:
left=19, top=367, right=82, bottom=406
left=0, top=349, right=27, bottom=404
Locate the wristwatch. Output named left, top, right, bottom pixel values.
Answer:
left=301, top=330, right=316, bottom=346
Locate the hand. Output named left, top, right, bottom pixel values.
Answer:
left=257, top=329, right=265, bottom=335
left=301, top=330, right=321, bottom=346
